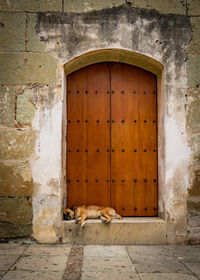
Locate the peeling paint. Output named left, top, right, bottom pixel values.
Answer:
left=31, top=95, right=63, bottom=242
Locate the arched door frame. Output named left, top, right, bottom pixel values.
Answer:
left=62, top=49, right=165, bottom=219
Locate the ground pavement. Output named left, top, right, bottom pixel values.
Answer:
left=0, top=242, right=200, bottom=280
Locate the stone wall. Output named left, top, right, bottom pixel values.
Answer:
left=0, top=0, right=199, bottom=243
left=0, top=0, right=62, bottom=239
left=185, top=2, right=200, bottom=243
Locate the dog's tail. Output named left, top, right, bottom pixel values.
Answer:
left=116, top=213, right=122, bottom=219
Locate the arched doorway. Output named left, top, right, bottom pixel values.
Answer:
left=66, top=62, right=158, bottom=216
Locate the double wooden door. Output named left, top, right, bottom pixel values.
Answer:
left=67, top=62, right=157, bottom=216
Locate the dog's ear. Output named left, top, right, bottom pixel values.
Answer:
left=63, top=208, right=69, bottom=214
left=70, top=205, right=78, bottom=212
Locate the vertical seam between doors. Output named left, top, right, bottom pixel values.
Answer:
left=109, top=62, right=112, bottom=206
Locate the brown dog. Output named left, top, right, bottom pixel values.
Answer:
left=63, top=205, right=122, bottom=227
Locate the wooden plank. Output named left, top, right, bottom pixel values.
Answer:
left=67, top=68, right=87, bottom=207
left=110, top=63, right=139, bottom=216
left=67, top=63, right=111, bottom=207
left=85, top=63, right=111, bottom=206
left=137, top=68, right=157, bottom=216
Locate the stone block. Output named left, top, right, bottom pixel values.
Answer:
left=139, top=273, right=198, bottom=280
left=187, top=17, right=200, bottom=54
left=127, top=246, right=189, bottom=273
left=188, top=226, right=200, bottom=236
left=0, top=85, right=15, bottom=126
left=0, top=129, right=36, bottom=160
left=16, top=89, right=36, bottom=124
left=63, top=218, right=167, bottom=244
left=0, top=222, right=32, bottom=238
left=84, top=245, right=128, bottom=258
left=12, top=255, right=67, bottom=271
left=128, top=246, right=188, bottom=273
left=187, top=200, right=200, bottom=212
left=0, top=162, right=33, bottom=196
left=27, top=14, right=46, bottom=52
left=186, top=97, right=200, bottom=130
left=0, top=244, right=28, bottom=255
left=64, top=0, right=186, bottom=14
left=64, top=0, right=125, bottom=13
left=82, top=271, right=139, bottom=280
left=189, top=169, right=200, bottom=196
left=129, top=0, right=186, bottom=15
left=182, top=262, right=200, bottom=275
left=32, top=85, right=61, bottom=108
left=188, top=214, right=200, bottom=228
left=0, top=197, right=32, bottom=225
left=188, top=0, right=200, bottom=16
left=0, top=12, right=26, bottom=51
left=0, top=0, right=62, bottom=12
left=0, top=255, right=20, bottom=270
left=1, top=271, right=64, bottom=280
left=171, top=245, right=200, bottom=262
left=0, top=53, right=61, bottom=85
left=82, top=257, right=135, bottom=272
left=189, top=132, right=200, bottom=152
left=15, top=84, right=61, bottom=122
left=24, top=244, right=71, bottom=256
left=188, top=55, right=200, bottom=88
left=189, top=133, right=200, bottom=164
left=187, top=87, right=200, bottom=97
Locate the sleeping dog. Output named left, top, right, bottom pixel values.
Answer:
left=63, top=205, right=122, bottom=227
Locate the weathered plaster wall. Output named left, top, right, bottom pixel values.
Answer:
left=185, top=10, right=200, bottom=243
left=0, top=0, right=199, bottom=243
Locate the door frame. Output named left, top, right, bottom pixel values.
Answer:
left=62, top=49, right=165, bottom=219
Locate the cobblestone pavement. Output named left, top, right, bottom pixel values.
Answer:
left=0, top=243, right=199, bottom=280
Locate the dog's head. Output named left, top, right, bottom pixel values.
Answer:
left=63, top=206, right=75, bottom=220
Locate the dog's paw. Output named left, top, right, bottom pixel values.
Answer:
left=81, top=224, right=85, bottom=228
left=102, top=220, right=110, bottom=224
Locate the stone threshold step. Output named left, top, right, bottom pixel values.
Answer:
left=63, top=217, right=167, bottom=245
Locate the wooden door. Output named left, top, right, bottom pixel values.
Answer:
left=110, top=63, right=157, bottom=216
left=67, top=62, right=158, bottom=216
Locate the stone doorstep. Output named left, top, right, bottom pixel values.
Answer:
left=63, top=217, right=167, bottom=245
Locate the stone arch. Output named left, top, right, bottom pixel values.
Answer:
left=64, top=49, right=164, bottom=76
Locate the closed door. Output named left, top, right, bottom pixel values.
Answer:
left=67, top=62, right=157, bottom=216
